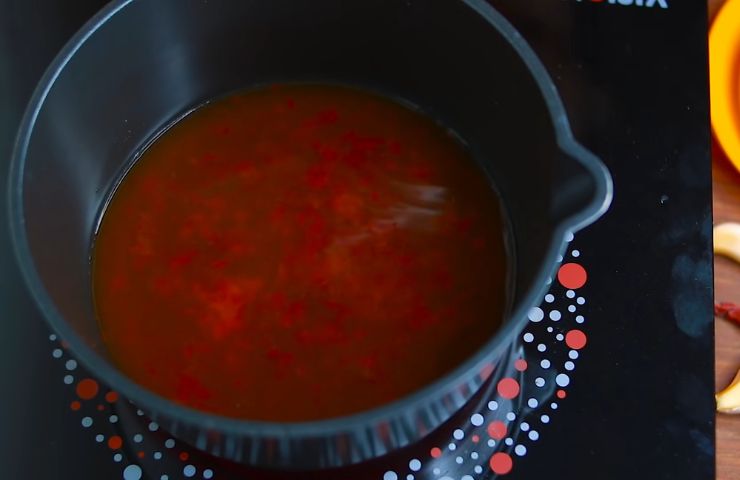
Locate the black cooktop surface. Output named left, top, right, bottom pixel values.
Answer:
left=0, top=1, right=713, bottom=479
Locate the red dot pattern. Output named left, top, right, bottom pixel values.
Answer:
left=487, top=421, right=507, bottom=440
left=490, top=452, right=513, bottom=475
left=497, top=378, right=520, bottom=399
left=566, top=329, right=588, bottom=350
left=514, top=359, right=528, bottom=372
left=558, top=263, right=587, bottom=289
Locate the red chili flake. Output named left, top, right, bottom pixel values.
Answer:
left=716, top=302, right=738, bottom=316
left=715, top=302, right=740, bottom=326
left=728, top=309, right=740, bottom=326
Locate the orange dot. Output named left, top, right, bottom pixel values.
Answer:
left=565, top=330, right=588, bottom=350
left=105, top=391, right=119, bottom=403
left=70, top=401, right=81, bottom=411
left=514, top=359, right=528, bottom=372
left=487, top=421, right=507, bottom=440
left=497, top=378, right=520, bottom=399
left=97, top=404, right=104, bottom=411
left=430, top=447, right=442, bottom=458
left=557, top=390, right=567, bottom=399
left=472, top=434, right=480, bottom=443
left=179, top=451, right=190, bottom=461
left=76, top=378, right=99, bottom=400
left=137, top=451, right=145, bottom=459
left=490, top=452, right=513, bottom=475
left=108, top=435, right=123, bottom=450
left=558, top=263, right=587, bottom=289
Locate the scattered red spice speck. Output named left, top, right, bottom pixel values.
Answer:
left=76, top=378, right=99, bottom=400
left=490, top=452, right=513, bottom=475
left=716, top=302, right=737, bottom=316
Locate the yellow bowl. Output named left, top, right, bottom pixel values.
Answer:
left=711, top=0, right=740, bottom=173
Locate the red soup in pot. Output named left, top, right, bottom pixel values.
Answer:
left=93, top=84, right=509, bottom=421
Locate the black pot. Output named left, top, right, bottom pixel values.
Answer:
left=8, top=0, right=611, bottom=470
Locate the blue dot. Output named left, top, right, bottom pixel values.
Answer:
left=81, top=417, right=93, bottom=428
left=161, top=476, right=169, bottom=480
left=123, top=464, right=142, bottom=480
left=49, top=334, right=57, bottom=341
left=184, top=465, right=197, bottom=477
left=556, top=374, right=570, bottom=387
left=153, top=452, right=162, bottom=460
left=113, top=453, right=123, bottom=462
left=52, top=349, right=62, bottom=359
left=165, top=439, right=175, bottom=448
left=65, top=359, right=77, bottom=371
left=95, top=434, right=104, bottom=443
left=63, top=375, right=74, bottom=385
left=109, top=415, right=118, bottom=424
left=203, top=470, right=214, bottom=479
left=383, top=472, right=398, bottom=480
left=148, top=422, right=159, bottom=432
left=133, top=434, right=143, bottom=443
left=409, top=459, right=421, bottom=471
left=527, top=307, right=544, bottom=322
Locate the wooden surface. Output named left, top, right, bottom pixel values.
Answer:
left=713, top=148, right=740, bottom=479
left=708, top=2, right=740, bottom=479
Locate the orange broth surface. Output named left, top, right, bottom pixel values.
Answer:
left=93, top=84, right=509, bottom=421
